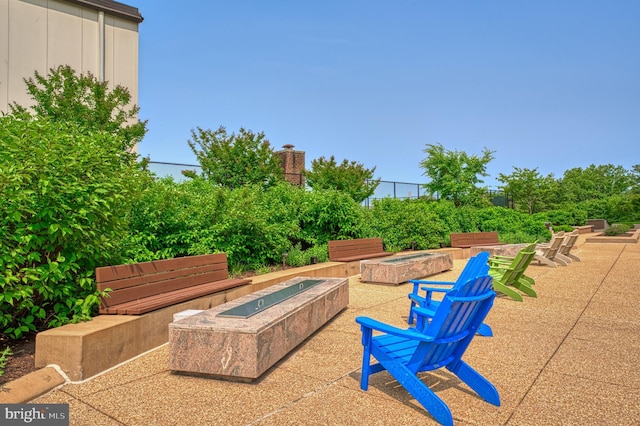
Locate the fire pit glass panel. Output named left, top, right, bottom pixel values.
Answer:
left=380, top=253, right=435, bottom=263
left=218, top=279, right=324, bottom=319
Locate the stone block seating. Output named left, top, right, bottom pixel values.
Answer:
left=449, top=231, right=501, bottom=248
left=328, top=237, right=393, bottom=262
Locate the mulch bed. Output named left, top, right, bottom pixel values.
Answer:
left=0, top=333, right=37, bottom=386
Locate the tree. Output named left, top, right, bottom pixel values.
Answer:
left=303, top=156, right=380, bottom=203
left=559, top=164, right=634, bottom=203
left=420, top=143, right=495, bottom=207
left=497, top=167, right=557, bottom=214
left=187, top=126, right=284, bottom=189
left=10, top=65, right=147, bottom=152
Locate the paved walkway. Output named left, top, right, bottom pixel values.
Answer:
left=29, top=236, right=640, bottom=425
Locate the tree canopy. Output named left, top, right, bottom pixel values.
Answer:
left=187, top=126, right=284, bottom=189
left=497, top=167, right=558, bottom=214
left=10, top=65, right=147, bottom=152
left=303, top=156, right=380, bottom=203
left=420, top=143, right=495, bottom=207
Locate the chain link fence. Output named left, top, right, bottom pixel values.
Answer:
left=146, top=161, right=511, bottom=207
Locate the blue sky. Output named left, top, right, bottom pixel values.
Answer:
left=133, top=1, right=639, bottom=187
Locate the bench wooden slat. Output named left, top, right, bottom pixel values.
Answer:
left=328, top=238, right=393, bottom=262
left=102, top=278, right=251, bottom=315
left=99, top=270, right=230, bottom=308
left=97, top=253, right=251, bottom=315
left=97, top=263, right=228, bottom=292
left=450, top=232, right=500, bottom=248
left=96, top=253, right=227, bottom=282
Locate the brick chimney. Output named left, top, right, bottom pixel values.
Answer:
left=276, top=145, right=305, bottom=186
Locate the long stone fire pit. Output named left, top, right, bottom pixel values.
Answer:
left=168, top=276, right=348, bottom=381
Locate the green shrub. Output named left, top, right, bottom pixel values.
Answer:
left=604, top=224, right=631, bottom=236
left=368, top=198, right=446, bottom=250
left=0, top=116, right=143, bottom=338
left=553, top=225, right=575, bottom=233
left=284, top=243, right=329, bottom=267
left=298, top=189, right=367, bottom=244
left=534, top=207, right=587, bottom=227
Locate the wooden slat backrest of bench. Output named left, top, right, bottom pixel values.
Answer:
left=450, top=232, right=500, bottom=248
left=102, top=278, right=251, bottom=315
left=328, top=238, right=392, bottom=261
left=96, top=253, right=234, bottom=310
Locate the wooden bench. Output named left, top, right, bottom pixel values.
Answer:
left=96, top=253, right=251, bottom=315
left=449, top=231, right=501, bottom=248
left=328, top=238, right=393, bottom=262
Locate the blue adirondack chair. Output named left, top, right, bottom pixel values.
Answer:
left=356, top=274, right=500, bottom=426
left=407, top=251, right=493, bottom=336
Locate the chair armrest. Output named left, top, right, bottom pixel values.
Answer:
left=412, top=306, right=436, bottom=319
left=356, top=316, right=432, bottom=342
left=489, top=255, right=513, bottom=262
left=418, top=285, right=454, bottom=293
left=410, top=279, right=455, bottom=286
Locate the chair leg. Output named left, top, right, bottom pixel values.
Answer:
left=448, top=360, right=500, bottom=407
left=492, top=281, right=524, bottom=302
left=519, top=275, right=535, bottom=287
left=477, top=322, right=493, bottom=337
left=408, top=302, right=416, bottom=325
left=382, top=359, right=454, bottom=426
left=554, top=253, right=571, bottom=265
left=535, top=254, right=557, bottom=268
left=512, top=282, right=537, bottom=298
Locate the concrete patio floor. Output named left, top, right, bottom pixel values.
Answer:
left=22, top=235, right=640, bottom=424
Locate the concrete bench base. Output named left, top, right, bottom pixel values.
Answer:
left=34, top=262, right=354, bottom=381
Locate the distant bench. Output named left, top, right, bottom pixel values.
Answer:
left=328, top=238, right=393, bottom=262
left=96, top=253, right=252, bottom=315
left=449, top=232, right=501, bottom=248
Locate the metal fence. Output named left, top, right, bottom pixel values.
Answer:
left=146, top=161, right=512, bottom=207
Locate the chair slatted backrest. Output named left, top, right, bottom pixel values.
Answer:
left=410, top=251, right=490, bottom=290
left=559, top=231, right=579, bottom=256
left=492, top=243, right=536, bottom=286
left=411, top=274, right=495, bottom=371
left=540, top=232, right=565, bottom=259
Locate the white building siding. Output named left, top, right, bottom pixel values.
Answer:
left=0, top=0, right=140, bottom=113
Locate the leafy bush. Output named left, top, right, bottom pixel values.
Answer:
left=604, top=224, right=631, bottom=236
left=477, top=207, right=549, bottom=240
left=534, top=207, right=587, bottom=227
left=368, top=198, right=446, bottom=250
left=553, top=225, right=576, bottom=233
left=1, top=116, right=143, bottom=338
left=297, top=189, right=367, bottom=244
left=284, top=243, right=329, bottom=267
left=125, top=179, right=366, bottom=272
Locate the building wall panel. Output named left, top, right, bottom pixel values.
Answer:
left=0, top=0, right=9, bottom=109
left=47, top=0, right=83, bottom=71
left=7, top=0, right=48, bottom=110
left=81, top=8, right=99, bottom=75
left=0, top=0, right=140, bottom=113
